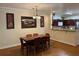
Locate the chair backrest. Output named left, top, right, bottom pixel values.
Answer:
left=26, top=34, right=32, bottom=38
left=20, top=38, right=24, bottom=45
left=44, top=33, right=50, bottom=41
left=33, top=33, right=39, bottom=37
left=34, top=37, right=41, bottom=46
left=45, top=33, right=50, bottom=37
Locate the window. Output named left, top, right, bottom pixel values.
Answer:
left=58, top=22, right=63, bottom=27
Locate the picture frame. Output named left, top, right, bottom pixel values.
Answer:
left=40, top=16, right=44, bottom=27
left=21, top=16, right=36, bottom=28
left=6, top=13, right=14, bottom=29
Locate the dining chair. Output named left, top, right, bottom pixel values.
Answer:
left=26, top=34, right=32, bottom=38
left=45, top=33, right=50, bottom=48
left=40, top=36, right=47, bottom=50
left=20, top=34, right=34, bottom=55
left=33, top=33, right=39, bottom=37
left=20, top=38, right=28, bottom=55
left=34, top=37, right=43, bottom=52
left=45, top=33, right=50, bottom=37
left=26, top=34, right=36, bottom=55
left=20, top=38, right=27, bottom=49
left=40, top=33, right=50, bottom=50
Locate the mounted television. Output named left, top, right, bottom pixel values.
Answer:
left=58, top=21, right=63, bottom=27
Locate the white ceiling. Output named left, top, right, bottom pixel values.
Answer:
left=0, top=3, right=63, bottom=11
left=0, top=3, right=79, bottom=16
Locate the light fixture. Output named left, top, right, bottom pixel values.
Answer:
left=65, top=12, right=72, bottom=15
left=33, top=6, right=41, bottom=19
left=52, top=11, right=55, bottom=16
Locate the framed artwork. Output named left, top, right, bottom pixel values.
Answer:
left=21, top=16, right=36, bottom=28
left=6, top=13, right=14, bottom=29
left=40, top=16, right=44, bottom=27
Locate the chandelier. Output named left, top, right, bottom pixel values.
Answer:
left=33, top=6, right=41, bottom=19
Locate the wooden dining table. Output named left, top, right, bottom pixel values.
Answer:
left=20, top=34, right=50, bottom=55
left=20, top=34, right=45, bottom=41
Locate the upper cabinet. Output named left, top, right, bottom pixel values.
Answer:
left=64, top=20, right=76, bottom=26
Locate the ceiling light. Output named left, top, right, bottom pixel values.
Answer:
left=65, top=12, right=72, bottom=15
left=33, top=6, right=41, bottom=19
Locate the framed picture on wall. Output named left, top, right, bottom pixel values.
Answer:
left=40, top=16, right=44, bottom=27
left=6, top=13, right=14, bottom=29
left=21, top=16, right=36, bottom=28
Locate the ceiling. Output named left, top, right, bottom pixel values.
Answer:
left=0, top=3, right=63, bottom=11
left=0, top=3, right=79, bottom=17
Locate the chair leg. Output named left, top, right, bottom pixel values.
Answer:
left=32, top=47, right=36, bottom=56
left=26, top=46, right=29, bottom=56
left=42, top=43, right=45, bottom=50
left=48, top=41, right=50, bottom=48
left=26, top=46, right=36, bottom=56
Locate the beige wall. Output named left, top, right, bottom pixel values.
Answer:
left=0, top=7, right=49, bottom=49
left=50, top=30, right=77, bottom=46
left=76, top=30, right=79, bottom=45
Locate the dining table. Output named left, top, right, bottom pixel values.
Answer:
left=20, top=34, right=50, bottom=55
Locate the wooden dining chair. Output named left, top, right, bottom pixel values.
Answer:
left=40, top=33, right=50, bottom=50
left=45, top=33, right=50, bottom=37
left=20, top=38, right=27, bottom=49
left=34, top=37, right=43, bottom=52
left=20, top=38, right=28, bottom=55
left=40, top=36, right=47, bottom=50
left=45, top=33, right=50, bottom=48
left=26, top=34, right=32, bottom=38
left=33, top=33, right=39, bottom=37
left=26, top=34, right=37, bottom=55
left=20, top=34, right=33, bottom=55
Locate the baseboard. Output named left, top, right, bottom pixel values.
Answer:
left=0, top=39, right=77, bottom=49
left=0, top=43, right=21, bottom=49
left=52, top=39, right=76, bottom=47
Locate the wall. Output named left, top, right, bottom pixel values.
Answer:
left=76, top=30, right=79, bottom=45
left=51, top=30, right=76, bottom=46
left=0, top=7, right=49, bottom=49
